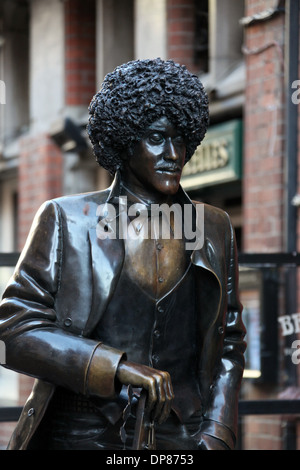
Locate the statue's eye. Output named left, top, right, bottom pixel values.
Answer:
left=174, top=135, right=184, bottom=144
left=148, top=132, right=164, bottom=144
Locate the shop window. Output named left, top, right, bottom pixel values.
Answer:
left=240, top=267, right=278, bottom=384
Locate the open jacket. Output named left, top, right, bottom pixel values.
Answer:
left=0, top=175, right=246, bottom=450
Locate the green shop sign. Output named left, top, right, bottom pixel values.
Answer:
left=181, top=119, right=243, bottom=190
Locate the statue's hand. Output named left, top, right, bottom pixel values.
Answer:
left=116, top=360, right=174, bottom=424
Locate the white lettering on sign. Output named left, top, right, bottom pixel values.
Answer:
left=278, top=314, right=300, bottom=336
left=183, top=138, right=229, bottom=177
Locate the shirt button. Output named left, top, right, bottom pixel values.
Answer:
left=157, top=306, right=164, bottom=313
left=153, top=329, right=160, bottom=338
left=156, top=243, right=163, bottom=251
left=152, top=354, right=159, bottom=364
left=158, top=277, right=164, bottom=283
left=218, top=326, right=224, bottom=335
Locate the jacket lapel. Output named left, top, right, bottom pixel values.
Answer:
left=84, top=175, right=125, bottom=335
left=178, top=186, right=223, bottom=325
left=191, top=246, right=222, bottom=328
left=177, top=185, right=222, bottom=304
left=85, top=227, right=124, bottom=336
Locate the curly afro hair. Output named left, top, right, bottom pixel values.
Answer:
left=87, top=58, right=209, bottom=175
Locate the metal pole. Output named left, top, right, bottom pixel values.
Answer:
left=285, top=0, right=299, bottom=253
left=284, top=0, right=300, bottom=386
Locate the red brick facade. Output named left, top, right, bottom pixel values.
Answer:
left=243, top=9, right=285, bottom=253
left=166, top=0, right=198, bottom=74
left=65, top=0, right=96, bottom=106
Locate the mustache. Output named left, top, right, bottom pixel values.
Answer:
left=155, top=164, right=182, bottom=172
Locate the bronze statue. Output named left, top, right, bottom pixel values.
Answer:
left=0, top=59, right=246, bottom=450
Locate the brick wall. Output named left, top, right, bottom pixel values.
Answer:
left=166, top=0, right=198, bottom=73
left=65, top=0, right=96, bottom=105
left=242, top=6, right=285, bottom=253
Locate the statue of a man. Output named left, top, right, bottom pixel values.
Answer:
left=0, top=59, right=246, bottom=450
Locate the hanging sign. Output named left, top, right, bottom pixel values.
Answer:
left=181, top=119, right=243, bottom=190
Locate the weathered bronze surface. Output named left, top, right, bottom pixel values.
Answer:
left=0, top=59, right=246, bottom=450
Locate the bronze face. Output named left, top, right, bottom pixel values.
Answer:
left=121, top=117, right=186, bottom=203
